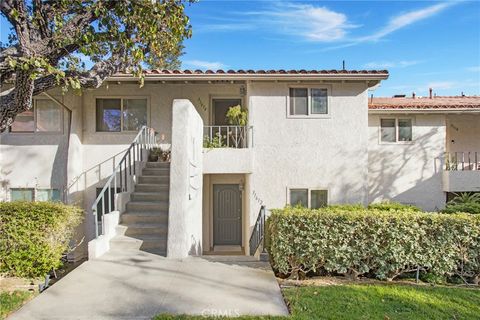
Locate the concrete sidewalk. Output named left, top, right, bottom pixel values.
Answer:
left=9, top=251, right=288, bottom=320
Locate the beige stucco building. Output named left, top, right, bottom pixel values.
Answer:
left=1, top=69, right=479, bottom=260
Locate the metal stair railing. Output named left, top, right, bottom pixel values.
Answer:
left=91, top=126, right=157, bottom=238
left=249, top=205, right=266, bottom=256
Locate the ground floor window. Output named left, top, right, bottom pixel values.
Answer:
left=10, top=188, right=34, bottom=201
left=10, top=188, right=60, bottom=202
left=37, top=189, right=61, bottom=201
left=289, top=188, right=328, bottom=208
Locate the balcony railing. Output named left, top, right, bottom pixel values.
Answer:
left=445, top=152, right=480, bottom=171
left=203, top=125, right=252, bottom=148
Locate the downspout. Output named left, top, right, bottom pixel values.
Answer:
left=41, top=92, right=72, bottom=204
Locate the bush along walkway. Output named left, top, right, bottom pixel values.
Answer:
left=267, top=205, right=480, bottom=284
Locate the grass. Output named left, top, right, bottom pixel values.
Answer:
left=0, top=290, right=34, bottom=319
left=153, top=284, right=480, bottom=320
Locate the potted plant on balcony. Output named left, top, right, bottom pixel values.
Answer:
left=226, top=105, right=248, bottom=126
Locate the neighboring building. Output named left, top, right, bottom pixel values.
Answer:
left=1, top=69, right=479, bottom=260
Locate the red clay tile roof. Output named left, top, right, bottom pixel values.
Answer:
left=369, top=96, right=480, bottom=110
left=143, top=69, right=389, bottom=75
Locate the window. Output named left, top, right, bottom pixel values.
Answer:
left=289, top=88, right=328, bottom=116
left=10, top=100, right=62, bottom=133
left=96, top=98, right=147, bottom=132
left=37, top=189, right=61, bottom=202
left=290, top=189, right=308, bottom=207
left=380, top=118, right=413, bottom=143
left=289, top=188, right=328, bottom=208
left=10, top=188, right=34, bottom=201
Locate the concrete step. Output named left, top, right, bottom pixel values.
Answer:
left=142, top=168, right=170, bottom=176
left=146, top=162, right=170, bottom=168
left=139, top=175, right=169, bottom=184
left=116, top=223, right=168, bottom=236
left=131, top=192, right=169, bottom=202
left=121, top=211, right=169, bottom=224
left=135, top=183, right=169, bottom=193
left=126, top=201, right=169, bottom=212
left=110, top=234, right=167, bottom=251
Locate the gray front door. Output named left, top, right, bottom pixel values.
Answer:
left=213, top=184, right=242, bottom=246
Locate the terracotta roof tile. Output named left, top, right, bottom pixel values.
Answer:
left=369, top=96, right=480, bottom=110
left=143, top=69, right=388, bottom=75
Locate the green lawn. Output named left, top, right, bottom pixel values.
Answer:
left=154, top=284, right=480, bottom=320
left=0, top=291, right=34, bottom=319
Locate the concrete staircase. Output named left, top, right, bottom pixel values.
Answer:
left=110, top=162, right=170, bottom=256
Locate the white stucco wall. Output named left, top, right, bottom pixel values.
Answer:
left=247, top=81, right=370, bottom=225
left=446, top=114, right=480, bottom=153
left=368, top=114, right=446, bottom=210
left=0, top=95, right=70, bottom=201
left=168, top=99, right=204, bottom=258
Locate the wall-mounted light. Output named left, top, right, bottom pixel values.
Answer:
left=240, top=85, right=246, bottom=96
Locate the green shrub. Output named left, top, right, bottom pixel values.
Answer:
left=367, top=201, right=421, bottom=212
left=443, top=193, right=480, bottom=214
left=267, top=207, right=480, bottom=284
left=442, top=203, right=480, bottom=214
left=0, top=201, right=83, bottom=277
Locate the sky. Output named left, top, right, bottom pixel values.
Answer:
left=181, top=0, right=480, bottom=97
left=1, top=0, right=479, bottom=97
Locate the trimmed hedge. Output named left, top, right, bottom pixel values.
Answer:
left=267, top=207, right=480, bottom=284
left=0, top=201, right=83, bottom=277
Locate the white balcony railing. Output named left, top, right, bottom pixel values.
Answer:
left=203, top=125, right=252, bottom=149
left=445, top=152, right=480, bottom=171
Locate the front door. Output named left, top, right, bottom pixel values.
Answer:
left=213, top=184, right=242, bottom=246
left=212, top=99, right=242, bottom=125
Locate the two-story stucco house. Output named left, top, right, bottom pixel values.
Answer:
left=1, top=69, right=479, bottom=260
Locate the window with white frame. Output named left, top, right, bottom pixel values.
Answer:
left=96, top=98, right=147, bottom=132
left=37, top=189, right=61, bottom=202
left=289, top=188, right=328, bottom=208
left=10, top=188, right=60, bottom=202
left=10, top=99, right=62, bottom=133
left=10, top=188, right=34, bottom=201
left=380, top=118, right=413, bottom=143
left=289, top=88, right=328, bottom=116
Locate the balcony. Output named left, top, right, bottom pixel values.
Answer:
left=443, top=152, right=480, bottom=192
left=203, top=125, right=253, bottom=174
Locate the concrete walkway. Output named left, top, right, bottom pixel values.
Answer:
left=9, top=251, right=288, bottom=320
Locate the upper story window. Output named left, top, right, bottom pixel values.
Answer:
left=289, top=88, right=328, bottom=117
left=380, top=118, right=413, bottom=143
left=10, top=99, right=62, bottom=133
left=96, top=98, right=147, bottom=132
